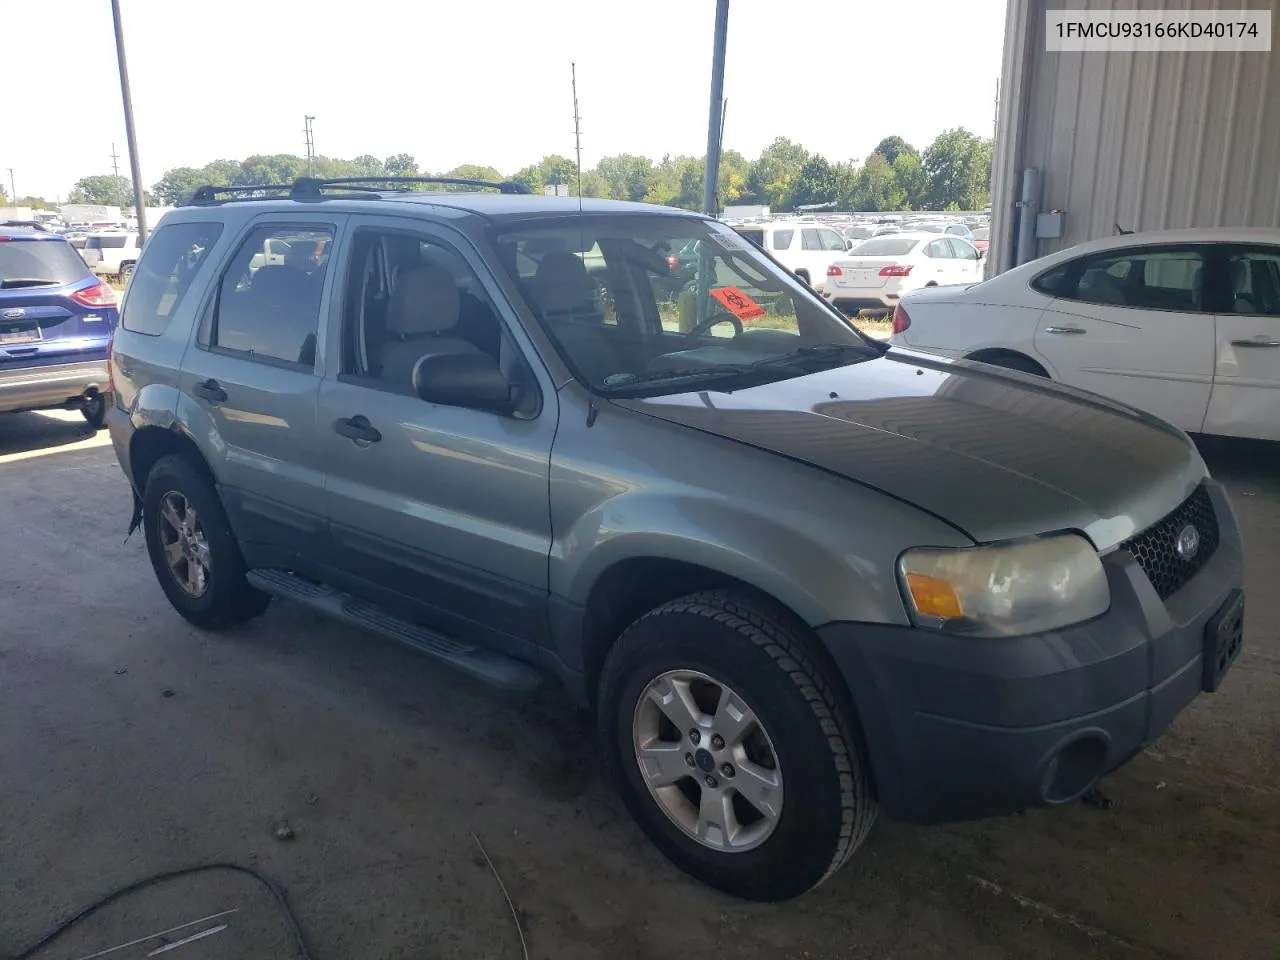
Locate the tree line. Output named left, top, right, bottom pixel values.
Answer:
left=42, top=129, right=993, bottom=214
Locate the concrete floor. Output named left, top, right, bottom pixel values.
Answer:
left=1, top=411, right=1276, bottom=960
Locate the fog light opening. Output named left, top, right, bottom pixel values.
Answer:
left=1040, top=735, right=1109, bottom=805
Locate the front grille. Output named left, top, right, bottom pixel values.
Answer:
left=1122, top=486, right=1219, bottom=600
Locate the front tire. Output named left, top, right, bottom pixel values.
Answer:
left=142, top=454, right=271, bottom=630
left=80, top=392, right=107, bottom=429
left=598, top=590, right=876, bottom=901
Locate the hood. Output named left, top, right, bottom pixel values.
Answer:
left=612, top=349, right=1205, bottom=548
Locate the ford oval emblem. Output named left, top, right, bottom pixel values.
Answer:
left=1175, top=524, right=1201, bottom=561
left=2, top=308, right=25, bottom=320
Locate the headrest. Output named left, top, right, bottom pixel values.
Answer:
left=387, top=264, right=461, bottom=335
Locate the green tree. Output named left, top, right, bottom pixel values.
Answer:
left=384, top=153, right=419, bottom=177
left=444, top=164, right=503, bottom=184
left=717, top=149, right=751, bottom=207
left=236, top=154, right=308, bottom=184
left=787, top=155, right=838, bottom=209
left=748, top=137, right=810, bottom=210
left=923, top=128, right=992, bottom=210
left=579, top=170, right=607, bottom=198
left=0, top=182, right=7, bottom=203
left=892, top=151, right=927, bottom=209
left=851, top=153, right=905, bottom=211
left=349, top=154, right=385, bottom=176
left=511, top=155, right=578, bottom=194
left=17, top=196, right=56, bottom=210
left=596, top=154, right=654, bottom=201
left=68, top=174, right=144, bottom=206
left=870, top=135, right=916, bottom=167
left=152, top=167, right=207, bottom=205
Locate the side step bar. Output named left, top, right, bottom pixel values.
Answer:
left=246, top=568, right=543, bottom=692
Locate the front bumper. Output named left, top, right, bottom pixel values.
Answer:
left=818, top=481, right=1244, bottom=824
left=0, top=359, right=110, bottom=414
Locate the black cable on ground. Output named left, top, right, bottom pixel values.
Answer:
left=6, top=862, right=312, bottom=960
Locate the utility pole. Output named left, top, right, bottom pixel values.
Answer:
left=110, top=0, right=148, bottom=241
left=303, top=116, right=316, bottom=177
left=6, top=168, right=14, bottom=203
left=571, top=63, right=584, bottom=206
left=702, top=0, right=729, bottom=217
left=111, top=143, right=120, bottom=179
left=993, top=78, right=1000, bottom=140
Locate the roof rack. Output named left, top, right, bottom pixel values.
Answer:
left=288, top=176, right=532, bottom=197
left=184, top=175, right=533, bottom=207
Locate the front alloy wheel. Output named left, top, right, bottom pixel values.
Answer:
left=633, top=670, right=783, bottom=852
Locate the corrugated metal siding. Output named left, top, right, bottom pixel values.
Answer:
left=992, top=0, right=1280, bottom=269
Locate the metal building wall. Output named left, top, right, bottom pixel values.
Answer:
left=990, top=0, right=1280, bottom=274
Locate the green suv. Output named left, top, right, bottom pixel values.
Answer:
left=106, top=177, right=1244, bottom=902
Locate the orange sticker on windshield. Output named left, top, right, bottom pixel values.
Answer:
left=709, top=286, right=768, bottom=321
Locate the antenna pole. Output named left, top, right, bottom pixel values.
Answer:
left=571, top=62, right=584, bottom=211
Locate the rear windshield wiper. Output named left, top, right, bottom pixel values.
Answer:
left=1, top=277, right=59, bottom=289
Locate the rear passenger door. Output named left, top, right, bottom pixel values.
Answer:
left=316, top=216, right=558, bottom=661
left=176, top=214, right=343, bottom=566
left=1032, top=245, right=1214, bottom=431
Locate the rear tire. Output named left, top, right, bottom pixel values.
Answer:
left=598, top=590, right=876, bottom=902
left=795, top=269, right=811, bottom=286
left=142, top=454, right=271, bottom=630
left=119, top=263, right=134, bottom=285
left=80, top=392, right=107, bottom=429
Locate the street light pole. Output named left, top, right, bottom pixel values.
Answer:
left=702, top=0, right=730, bottom=217
left=110, top=0, right=148, bottom=242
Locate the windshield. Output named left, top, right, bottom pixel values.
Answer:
left=492, top=214, right=877, bottom=396
left=0, top=238, right=88, bottom=286
left=850, top=237, right=920, bottom=257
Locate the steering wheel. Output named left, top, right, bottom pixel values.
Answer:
left=685, top=312, right=744, bottom=339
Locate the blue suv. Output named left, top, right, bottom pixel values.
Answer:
left=0, top=224, right=118, bottom=426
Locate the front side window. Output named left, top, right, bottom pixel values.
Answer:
left=946, top=238, right=979, bottom=260
left=208, top=223, right=334, bottom=367
left=801, top=229, right=825, bottom=251
left=1224, top=247, right=1280, bottom=315
left=340, top=228, right=518, bottom=400
left=122, top=221, right=223, bottom=336
left=1065, top=247, right=1204, bottom=311
left=924, top=240, right=951, bottom=258
left=492, top=214, right=876, bottom=396
left=771, top=229, right=794, bottom=251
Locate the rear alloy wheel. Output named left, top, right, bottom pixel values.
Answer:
left=119, top=263, right=134, bottom=285
left=143, top=454, right=271, bottom=629
left=599, top=590, right=876, bottom=901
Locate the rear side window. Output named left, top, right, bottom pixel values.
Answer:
left=87, top=235, right=128, bottom=250
left=770, top=229, right=794, bottom=250
left=122, top=222, right=223, bottom=336
left=818, top=229, right=846, bottom=251
left=924, top=240, right=952, bottom=258
left=850, top=238, right=919, bottom=257
left=735, top=228, right=765, bottom=248
left=801, top=229, right=824, bottom=250
left=1053, top=247, right=1205, bottom=311
left=0, top=238, right=88, bottom=287
left=208, top=223, right=334, bottom=368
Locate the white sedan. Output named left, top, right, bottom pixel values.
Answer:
left=888, top=228, right=1280, bottom=442
left=822, top=232, right=984, bottom=314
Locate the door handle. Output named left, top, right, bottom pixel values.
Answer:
left=193, top=378, right=227, bottom=402
left=1231, top=337, right=1280, bottom=348
left=1044, top=325, right=1086, bottom=335
left=332, top=415, right=382, bottom=443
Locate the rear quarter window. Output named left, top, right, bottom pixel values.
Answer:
left=121, top=222, right=224, bottom=336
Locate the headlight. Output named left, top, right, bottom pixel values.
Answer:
left=898, top=534, right=1110, bottom=637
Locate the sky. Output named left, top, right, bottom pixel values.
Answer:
left=7, top=0, right=1007, bottom=202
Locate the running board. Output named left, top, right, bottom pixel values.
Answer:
left=246, top=568, right=543, bottom=692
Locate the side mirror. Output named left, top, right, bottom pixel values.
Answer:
left=413, top=352, right=513, bottom=413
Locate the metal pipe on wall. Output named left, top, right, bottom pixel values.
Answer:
left=1015, top=167, right=1040, bottom=266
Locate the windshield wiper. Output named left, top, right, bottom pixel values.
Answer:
left=1, top=278, right=60, bottom=289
